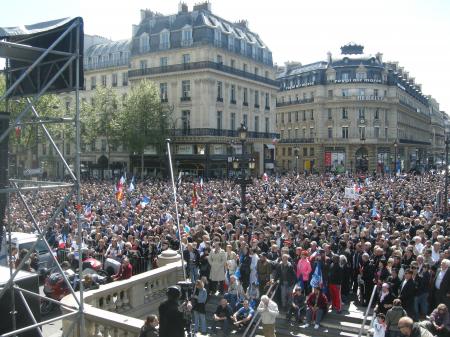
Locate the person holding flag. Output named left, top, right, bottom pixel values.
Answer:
left=192, top=184, right=198, bottom=208
left=115, top=175, right=126, bottom=202
left=128, top=176, right=135, bottom=192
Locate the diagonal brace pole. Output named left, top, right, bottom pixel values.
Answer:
left=0, top=187, right=78, bottom=304
left=10, top=181, right=81, bottom=304
left=28, top=98, right=77, bottom=181
left=16, top=289, right=45, bottom=337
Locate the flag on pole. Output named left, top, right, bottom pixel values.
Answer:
left=115, top=176, right=125, bottom=201
left=128, top=176, right=135, bottom=192
left=176, top=171, right=182, bottom=188
left=84, top=203, right=92, bottom=221
left=191, top=184, right=198, bottom=208
left=15, top=125, right=21, bottom=138
left=140, top=196, right=150, bottom=207
left=371, top=204, right=380, bottom=219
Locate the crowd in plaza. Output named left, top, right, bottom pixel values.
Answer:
left=4, top=171, right=450, bottom=337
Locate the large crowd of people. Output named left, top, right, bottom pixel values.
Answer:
left=3, top=172, right=450, bottom=337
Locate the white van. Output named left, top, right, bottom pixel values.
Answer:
left=0, top=232, right=55, bottom=275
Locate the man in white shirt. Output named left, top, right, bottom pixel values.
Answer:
left=257, top=295, right=279, bottom=337
left=434, top=259, right=450, bottom=308
left=432, top=242, right=441, bottom=265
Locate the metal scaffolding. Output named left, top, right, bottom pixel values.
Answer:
left=0, top=17, right=84, bottom=337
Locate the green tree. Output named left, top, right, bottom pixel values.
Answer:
left=81, top=86, right=120, bottom=167
left=113, top=79, right=170, bottom=177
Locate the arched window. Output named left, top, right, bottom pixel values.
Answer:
left=139, top=33, right=149, bottom=53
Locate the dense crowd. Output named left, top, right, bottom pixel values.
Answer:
left=4, top=172, right=450, bottom=337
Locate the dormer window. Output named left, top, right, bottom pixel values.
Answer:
left=214, top=29, right=222, bottom=47
left=240, top=39, right=246, bottom=55
left=139, top=33, right=150, bottom=53
left=356, top=72, right=367, bottom=80
left=251, top=45, right=256, bottom=59
left=228, top=36, right=234, bottom=51
left=160, top=30, right=170, bottom=50
left=181, top=26, right=192, bottom=47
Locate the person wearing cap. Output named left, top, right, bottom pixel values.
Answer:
left=158, top=286, right=186, bottom=337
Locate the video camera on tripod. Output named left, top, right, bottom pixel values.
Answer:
left=177, top=281, right=195, bottom=337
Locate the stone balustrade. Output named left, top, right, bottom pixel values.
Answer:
left=62, top=257, right=183, bottom=337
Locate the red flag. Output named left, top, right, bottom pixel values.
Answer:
left=191, top=184, right=198, bottom=208
left=15, top=126, right=21, bottom=138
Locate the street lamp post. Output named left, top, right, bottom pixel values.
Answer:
left=294, top=148, right=299, bottom=173
left=394, top=140, right=398, bottom=174
left=444, top=136, right=449, bottom=218
left=232, top=123, right=255, bottom=212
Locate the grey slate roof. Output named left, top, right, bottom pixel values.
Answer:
left=85, top=39, right=131, bottom=58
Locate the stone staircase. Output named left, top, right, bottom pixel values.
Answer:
left=195, top=294, right=373, bottom=337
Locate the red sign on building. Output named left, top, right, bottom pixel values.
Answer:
left=325, top=152, right=332, bottom=166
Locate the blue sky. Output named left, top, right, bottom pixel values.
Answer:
left=1, top=0, right=450, bottom=112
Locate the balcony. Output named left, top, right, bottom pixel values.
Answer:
left=180, top=96, right=191, bottom=102
left=62, top=262, right=183, bottom=337
left=254, top=104, right=260, bottom=109
left=265, top=106, right=270, bottom=111
left=159, top=42, right=170, bottom=50
left=160, top=97, right=168, bottom=103
left=128, top=61, right=279, bottom=87
left=180, top=39, right=193, bottom=47
left=278, top=138, right=315, bottom=144
left=216, top=97, right=223, bottom=102
left=243, top=102, right=249, bottom=106
left=276, top=97, right=314, bottom=107
left=230, top=99, right=237, bottom=105
left=170, top=128, right=278, bottom=139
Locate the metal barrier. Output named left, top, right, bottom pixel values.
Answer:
left=358, top=284, right=378, bottom=337
left=55, top=250, right=150, bottom=276
left=242, top=281, right=279, bottom=337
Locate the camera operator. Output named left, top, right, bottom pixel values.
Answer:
left=158, top=286, right=186, bottom=337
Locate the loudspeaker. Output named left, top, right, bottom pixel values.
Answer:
left=0, top=112, right=9, bottom=228
left=0, top=266, right=41, bottom=337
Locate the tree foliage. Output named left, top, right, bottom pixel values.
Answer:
left=0, top=73, right=65, bottom=147
left=81, top=86, right=121, bottom=152
left=114, top=79, right=170, bottom=155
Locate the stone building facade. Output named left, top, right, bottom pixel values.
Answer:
left=127, top=2, right=278, bottom=177
left=275, top=43, right=445, bottom=174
